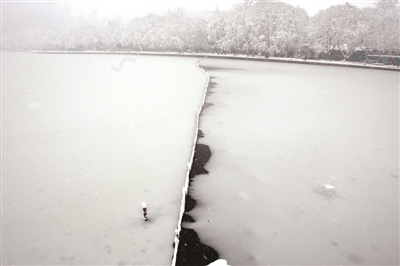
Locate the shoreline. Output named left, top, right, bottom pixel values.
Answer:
left=12, top=50, right=399, bottom=72
left=173, top=59, right=219, bottom=265
left=174, top=59, right=220, bottom=265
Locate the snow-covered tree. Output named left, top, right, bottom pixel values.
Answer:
left=334, top=3, right=369, bottom=60
left=366, top=0, right=399, bottom=52
left=228, top=1, right=308, bottom=57
left=162, top=8, right=189, bottom=52
left=204, top=11, right=228, bottom=54
left=308, top=6, right=341, bottom=59
left=186, top=18, right=209, bottom=53
left=99, top=20, right=124, bottom=50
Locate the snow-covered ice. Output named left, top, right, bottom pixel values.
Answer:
left=187, top=59, right=399, bottom=265
left=1, top=52, right=208, bottom=265
left=2, top=52, right=398, bottom=265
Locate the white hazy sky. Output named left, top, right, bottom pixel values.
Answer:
left=73, top=0, right=378, bottom=18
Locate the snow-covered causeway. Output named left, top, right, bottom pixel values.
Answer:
left=2, top=52, right=208, bottom=265
left=189, top=59, right=399, bottom=265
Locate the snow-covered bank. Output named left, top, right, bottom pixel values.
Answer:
left=1, top=52, right=209, bottom=265
left=172, top=59, right=212, bottom=265
left=188, top=58, right=399, bottom=265
left=34, top=50, right=400, bottom=72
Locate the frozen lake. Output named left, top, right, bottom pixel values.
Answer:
left=188, top=59, right=399, bottom=265
left=2, top=53, right=398, bottom=265
left=2, top=52, right=208, bottom=265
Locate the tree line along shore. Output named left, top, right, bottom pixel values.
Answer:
left=2, top=0, right=399, bottom=62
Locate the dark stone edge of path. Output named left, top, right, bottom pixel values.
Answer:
left=175, top=74, right=220, bottom=266
left=175, top=140, right=219, bottom=266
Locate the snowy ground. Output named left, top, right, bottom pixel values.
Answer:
left=1, top=52, right=208, bottom=265
left=186, top=59, right=399, bottom=265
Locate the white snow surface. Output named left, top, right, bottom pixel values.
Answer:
left=188, top=59, right=399, bottom=265
left=1, top=52, right=208, bottom=265
left=2, top=53, right=399, bottom=265
left=207, top=258, right=230, bottom=266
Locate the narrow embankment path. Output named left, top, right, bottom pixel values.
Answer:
left=173, top=59, right=220, bottom=266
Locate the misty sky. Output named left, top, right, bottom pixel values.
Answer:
left=2, top=0, right=378, bottom=32
left=71, top=0, right=377, bottom=17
